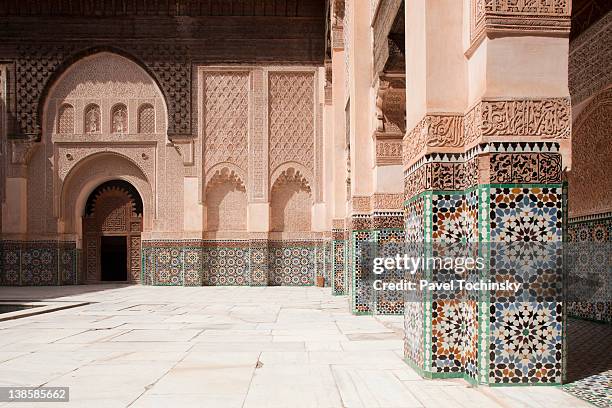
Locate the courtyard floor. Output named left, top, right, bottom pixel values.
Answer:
left=0, top=285, right=596, bottom=408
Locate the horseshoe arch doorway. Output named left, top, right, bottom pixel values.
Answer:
left=82, top=180, right=143, bottom=283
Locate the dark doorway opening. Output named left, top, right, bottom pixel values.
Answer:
left=101, top=236, right=127, bottom=281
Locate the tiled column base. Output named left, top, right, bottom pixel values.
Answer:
left=331, top=221, right=347, bottom=295
left=566, top=213, right=612, bottom=323
left=373, top=211, right=405, bottom=315
left=314, top=240, right=332, bottom=287
left=0, top=240, right=78, bottom=285
left=351, top=214, right=373, bottom=314
left=347, top=210, right=407, bottom=315
left=403, top=142, right=565, bottom=386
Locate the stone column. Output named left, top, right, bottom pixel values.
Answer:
left=402, top=0, right=570, bottom=385
left=365, top=0, right=407, bottom=315
left=330, top=0, right=349, bottom=296
left=345, top=0, right=377, bottom=314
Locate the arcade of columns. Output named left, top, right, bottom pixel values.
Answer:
left=325, top=0, right=598, bottom=385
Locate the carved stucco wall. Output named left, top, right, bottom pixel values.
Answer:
left=203, top=71, right=249, bottom=174
left=568, top=88, right=612, bottom=218
left=268, top=72, right=315, bottom=180
left=23, top=59, right=320, bottom=239
left=569, top=11, right=612, bottom=105
left=200, top=67, right=319, bottom=234
left=28, top=52, right=177, bottom=236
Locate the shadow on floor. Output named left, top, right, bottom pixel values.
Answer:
left=565, top=317, right=612, bottom=383
left=0, top=283, right=134, bottom=301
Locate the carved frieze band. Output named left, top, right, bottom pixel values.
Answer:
left=471, top=0, right=571, bottom=44
left=332, top=218, right=345, bottom=231
left=464, top=98, right=571, bottom=146
left=352, top=196, right=371, bottom=214
left=403, top=114, right=464, bottom=167
left=349, top=193, right=403, bottom=216
left=404, top=142, right=562, bottom=199
left=375, top=136, right=403, bottom=165
left=371, top=193, right=403, bottom=211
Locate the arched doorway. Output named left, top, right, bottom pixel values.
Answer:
left=83, top=180, right=143, bottom=283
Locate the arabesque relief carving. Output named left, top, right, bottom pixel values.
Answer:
left=464, top=98, right=571, bottom=146
left=268, top=72, right=315, bottom=175
left=376, top=137, right=403, bottom=166
left=569, top=11, right=612, bottom=104
left=203, top=71, right=249, bottom=173
left=568, top=88, right=612, bottom=217
left=403, top=114, right=463, bottom=167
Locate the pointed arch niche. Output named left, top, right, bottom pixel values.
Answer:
left=205, top=166, right=247, bottom=232
left=270, top=166, right=312, bottom=232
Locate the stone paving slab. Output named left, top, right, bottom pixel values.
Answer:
left=0, top=285, right=592, bottom=408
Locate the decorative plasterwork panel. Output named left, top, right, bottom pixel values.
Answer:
left=343, top=0, right=351, bottom=96
left=376, top=136, right=403, bottom=166
left=332, top=218, right=345, bottom=230
left=569, top=11, right=612, bottom=104
left=403, top=114, right=464, bottom=167
left=471, top=0, right=571, bottom=44
left=568, top=88, right=612, bottom=217
left=371, top=193, right=403, bottom=211
left=203, top=71, right=249, bottom=173
left=352, top=196, right=371, bottom=214
left=464, top=98, right=571, bottom=147
left=268, top=71, right=315, bottom=176
left=12, top=43, right=188, bottom=140
left=250, top=69, right=268, bottom=202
